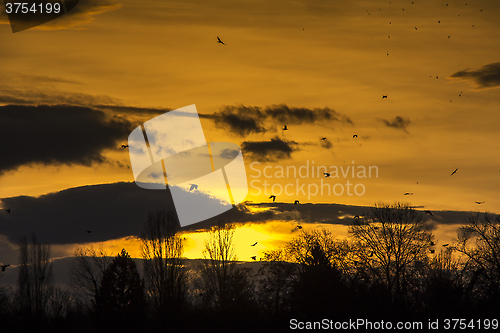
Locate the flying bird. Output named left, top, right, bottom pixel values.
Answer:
left=388, top=36, right=390, bottom=38
left=86, top=230, right=92, bottom=234
left=217, top=36, right=225, bottom=45
left=448, top=36, right=450, bottom=38
left=430, top=241, right=435, bottom=246
left=442, top=244, right=449, bottom=247
left=283, top=125, right=288, bottom=130
left=269, top=195, right=276, bottom=202
left=382, top=95, right=387, bottom=99
left=353, top=134, right=358, bottom=138
left=404, top=192, right=413, bottom=195
left=475, top=201, right=485, bottom=204
left=424, top=210, right=434, bottom=216
left=438, top=20, right=440, bottom=23
left=430, top=249, right=435, bottom=254
left=324, top=172, right=330, bottom=178
left=189, top=184, right=198, bottom=191
left=321, top=137, right=327, bottom=140
left=1, top=264, right=10, bottom=272
left=450, top=168, right=458, bottom=176
left=251, top=256, right=256, bottom=261
left=415, top=27, right=417, bottom=30
left=297, top=225, right=303, bottom=229
left=294, top=200, right=300, bottom=205
left=121, top=145, right=129, bottom=148
left=5, top=209, right=10, bottom=213
left=251, top=242, right=257, bottom=246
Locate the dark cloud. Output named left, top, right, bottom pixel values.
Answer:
left=204, top=104, right=352, bottom=136
left=94, top=104, right=172, bottom=116
left=0, top=182, right=175, bottom=245
left=264, top=104, right=352, bottom=125
left=0, top=88, right=121, bottom=107
left=0, top=104, right=136, bottom=174
left=378, top=116, right=411, bottom=132
left=18, top=75, right=81, bottom=85
left=219, top=148, right=240, bottom=159
left=0, top=180, right=483, bottom=247
left=241, top=137, right=298, bottom=162
left=450, top=62, right=500, bottom=89
left=204, top=105, right=266, bottom=136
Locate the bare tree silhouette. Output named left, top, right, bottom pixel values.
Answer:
left=141, top=210, right=187, bottom=316
left=199, top=221, right=253, bottom=312
left=454, top=213, right=500, bottom=310
left=69, top=244, right=111, bottom=312
left=17, top=235, right=54, bottom=317
left=349, top=203, right=433, bottom=307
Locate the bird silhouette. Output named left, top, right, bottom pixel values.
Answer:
left=297, top=225, right=303, bottom=229
left=475, top=201, right=485, bottom=204
left=217, top=36, right=225, bottom=45
left=430, top=241, right=435, bottom=246
left=251, top=256, right=256, bottom=261
left=382, top=95, right=387, bottom=99
left=121, top=145, right=129, bottom=148
left=442, top=244, right=449, bottom=247
left=5, top=209, right=10, bottom=213
left=450, top=168, right=458, bottom=176
left=1, top=264, right=10, bottom=272
left=404, top=192, right=413, bottom=196
left=294, top=200, right=300, bottom=205
left=353, top=134, right=358, bottom=138
left=430, top=249, right=435, bottom=254
left=424, top=210, right=434, bottom=216
left=415, top=27, right=417, bottom=30
left=189, top=184, right=198, bottom=191
left=321, top=137, right=327, bottom=140
left=283, top=125, right=288, bottom=130
left=438, top=20, right=441, bottom=23
left=86, top=230, right=92, bottom=234
left=251, top=242, right=257, bottom=246
left=388, top=36, right=390, bottom=38
left=448, top=36, right=450, bottom=38
left=269, top=195, right=276, bottom=202
left=324, top=172, right=330, bottom=178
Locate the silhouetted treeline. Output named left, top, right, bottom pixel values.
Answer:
left=1, top=204, right=499, bottom=332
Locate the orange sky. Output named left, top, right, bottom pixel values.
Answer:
left=1, top=0, right=499, bottom=262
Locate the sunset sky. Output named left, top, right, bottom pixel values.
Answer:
left=1, top=0, right=500, bottom=275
